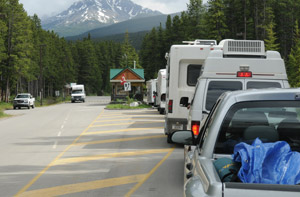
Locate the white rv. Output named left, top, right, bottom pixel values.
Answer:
left=185, top=39, right=290, bottom=136
left=155, top=69, right=167, bottom=114
left=146, top=79, right=157, bottom=105
left=164, top=40, right=219, bottom=142
left=71, top=84, right=86, bottom=103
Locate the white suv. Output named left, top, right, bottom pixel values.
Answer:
left=13, top=93, right=35, bottom=109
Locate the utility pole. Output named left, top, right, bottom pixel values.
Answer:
left=39, top=44, right=46, bottom=106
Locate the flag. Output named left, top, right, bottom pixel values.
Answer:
left=121, top=73, right=126, bottom=85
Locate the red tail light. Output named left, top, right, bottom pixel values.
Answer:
left=191, top=121, right=200, bottom=136
left=237, top=71, right=252, bottom=77
left=168, top=100, right=173, bottom=113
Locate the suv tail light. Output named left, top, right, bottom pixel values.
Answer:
left=168, top=100, right=173, bottom=113
left=237, top=71, right=252, bottom=77
left=191, top=121, right=200, bottom=136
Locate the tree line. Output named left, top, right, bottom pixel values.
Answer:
left=140, top=0, right=300, bottom=87
left=2, top=0, right=300, bottom=103
left=0, top=0, right=140, bottom=102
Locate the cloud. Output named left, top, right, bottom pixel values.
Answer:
left=132, top=0, right=189, bottom=14
left=20, top=0, right=192, bottom=17
left=19, top=0, right=77, bottom=17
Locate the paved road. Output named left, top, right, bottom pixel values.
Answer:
left=0, top=96, right=183, bottom=197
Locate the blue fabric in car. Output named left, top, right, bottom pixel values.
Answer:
left=232, top=138, right=300, bottom=185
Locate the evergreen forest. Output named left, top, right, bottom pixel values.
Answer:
left=1, top=0, right=300, bottom=102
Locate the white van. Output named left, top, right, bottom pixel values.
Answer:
left=185, top=39, right=290, bottom=135
left=146, top=79, right=157, bottom=105
left=165, top=40, right=220, bottom=142
left=155, top=69, right=167, bottom=114
left=71, top=84, right=86, bottom=103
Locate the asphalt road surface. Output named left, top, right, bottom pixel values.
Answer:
left=0, top=96, right=184, bottom=197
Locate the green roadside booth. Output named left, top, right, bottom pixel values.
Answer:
left=110, top=68, right=145, bottom=101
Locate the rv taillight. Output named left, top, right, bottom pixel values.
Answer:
left=237, top=71, right=252, bottom=77
left=168, top=100, right=173, bottom=113
left=191, top=121, right=200, bottom=136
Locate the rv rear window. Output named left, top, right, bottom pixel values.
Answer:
left=247, top=81, right=281, bottom=89
left=187, top=64, right=202, bottom=86
left=205, top=81, right=242, bottom=111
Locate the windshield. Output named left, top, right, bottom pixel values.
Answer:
left=215, top=101, right=300, bottom=154
left=16, top=95, right=29, bottom=98
left=72, top=90, right=83, bottom=94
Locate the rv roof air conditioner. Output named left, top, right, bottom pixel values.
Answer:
left=221, top=40, right=265, bottom=56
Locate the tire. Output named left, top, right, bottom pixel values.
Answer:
left=72, top=100, right=75, bottom=103
left=167, top=134, right=173, bottom=144
left=27, top=105, right=30, bottom=109
left=13, top=106, right=16, bottom=110
left=159, top=108, right=164, bottom=114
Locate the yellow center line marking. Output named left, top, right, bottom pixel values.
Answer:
left=83, top=127, right=164, bottom=135
left=19, top=174, right=147, bottom=197
left=73, top=135, right=166, bottom=146
left=52, top=148, right=173, bottom=166
left=15, top=109, right=106, bottom=196
left=125, top=147, right=176, bottom=197
left=91, top=121, right=164, bottom=127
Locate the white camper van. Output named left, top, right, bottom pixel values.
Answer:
left=185, top=39, right=290, bottom=136
left=156, top=69, right=167, bottom=114
left=146, top=79, right=157, bottom=105
left=165, top=40, right=220, bottom=142
left=71, top=84, right=86, bottom=103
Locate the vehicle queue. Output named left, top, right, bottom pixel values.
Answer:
left=146, top=39, right=300, bottom=197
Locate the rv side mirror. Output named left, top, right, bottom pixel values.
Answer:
left=180, top=97, right=189, bottom=107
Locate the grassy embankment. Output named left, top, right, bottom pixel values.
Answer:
left=0, top=102, right=12, bottom=118
left=106, top=97, right=151, bottom=109
left=0, top=96, right=71, bottom=118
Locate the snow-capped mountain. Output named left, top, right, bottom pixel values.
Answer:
left=42, top=0, right=162, bottom=37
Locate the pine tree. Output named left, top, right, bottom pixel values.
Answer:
left=287, top=20, right=300, bottom=87
left=121, top=31, right=140, bottom=69
left=206, top=0, right=228, bottom=41
left=264, top=21, right=280, bottom=51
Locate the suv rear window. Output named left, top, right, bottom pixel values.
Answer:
left=205, top=81, right=242, bottom=111
left=187, top=64, right=202, bottom=86
left=247, top=81, right=281, bottom=89
left=215, top=101, right=300, bottom=154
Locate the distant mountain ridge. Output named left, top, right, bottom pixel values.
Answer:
left=66, top=13, right=179, bottom=41
left=42, top=0, right=162, bottom=37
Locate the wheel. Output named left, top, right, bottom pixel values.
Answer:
left=167, top=134, right=173, bottom=144
left=159, top=108, right=164, bottom=114
left=27, top=105, right=30, bottom=109
left=72, top=100, right=75, bottom=103
left=13, top=106, right=16, bottom=110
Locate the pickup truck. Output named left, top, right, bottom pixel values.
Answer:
left=171, top=88, right=300, bottom=197
left=13, top=93, right=35, bottom=109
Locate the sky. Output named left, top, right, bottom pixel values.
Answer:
left=19, top=0, right=191, bottom=18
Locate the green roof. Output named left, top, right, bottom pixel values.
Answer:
left=110, top=68, right=144, bottom=80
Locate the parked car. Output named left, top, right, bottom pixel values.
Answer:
left=171, top=88, right=300, bottom=197
left=13, top=93, right=35, bottom=109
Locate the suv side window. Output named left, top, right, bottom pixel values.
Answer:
left=187, top=64, right=202, bottom=86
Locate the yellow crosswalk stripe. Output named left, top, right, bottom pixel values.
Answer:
left=52, top=148, right=173, bottom=166
left=19, top=174, right=147, bottom=197
left=73, top=135, right=165, bottom=146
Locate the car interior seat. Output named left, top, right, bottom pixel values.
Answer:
left=277, top=117, right=300, bottom=143
left=243, top=125, right=279, bottom=143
